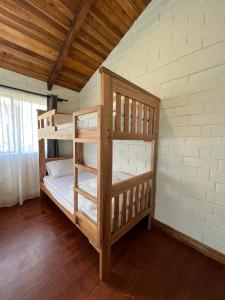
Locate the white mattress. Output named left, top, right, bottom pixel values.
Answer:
left=43, top=171, right=134, bottom=224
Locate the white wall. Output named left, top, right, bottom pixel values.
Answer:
left=0, top=68, right=79, bottom=155
left=79, top=0, right=225, bottom=254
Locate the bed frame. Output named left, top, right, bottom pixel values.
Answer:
left=37, top=67, right=160, bottom=280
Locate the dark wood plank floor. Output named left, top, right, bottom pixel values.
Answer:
left=0, top=198, right=225, bottom=300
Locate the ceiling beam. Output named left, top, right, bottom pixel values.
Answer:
left=47, top=0, right=94, bottom=90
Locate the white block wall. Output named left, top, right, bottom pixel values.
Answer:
left=79, top=0, right=225, bottom=254
left=0, top=68, right=80, bottom=155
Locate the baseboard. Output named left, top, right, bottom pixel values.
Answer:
left=153, top=219, right=225, bottom=267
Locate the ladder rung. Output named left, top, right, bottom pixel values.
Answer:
left=74, top=138, right=98, bottom=144
left=75, top=187, right=97, bottom=205
left=75, top=163, right=97, bottom=175
left=77, top=128, right=98, bottom=139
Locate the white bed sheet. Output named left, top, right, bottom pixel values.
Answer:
left=43, top=171, right=133, bottom=224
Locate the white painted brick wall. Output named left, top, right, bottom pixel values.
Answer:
left=78, top=0, right=225, bottom=254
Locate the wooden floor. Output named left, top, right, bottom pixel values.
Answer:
left=0, top=198, right=225, bottom=300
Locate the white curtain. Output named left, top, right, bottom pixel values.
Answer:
left=0, top=86, right=46, bottom=207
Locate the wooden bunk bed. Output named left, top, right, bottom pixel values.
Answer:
left=37, top=67, right=160, bottom=280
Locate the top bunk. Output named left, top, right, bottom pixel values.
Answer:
left=38, top=67, right=160, bottom=142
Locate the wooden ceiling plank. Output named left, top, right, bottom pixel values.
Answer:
left=0, top=7, right=63, bottom=50
left=58, top=67, right=88, bottom=85
left=63, top=56, right=95, bottom=77
left=109, top=0, right=134, bottom=29
left=55, top=79, right=82, bottom=92
left=47, top=0, right=95, bottom=90
left=0, top=23, right=58, bottom=61
left=75, top=38, right=107, bottom=61
left=12, top=0, right=67, bottom=35
left=0, top=53, right=49, bottom=80
left=0, top=51, right=50, bottom=73
left=0, top=0, right=149, bottom=91
left=89, top=6, right=123, bottom=40
left=0, top=15, right=59, bottom=51
left=72, top=41, right=105, bottom=64
left=78, top=29, right=110, bottom=56
left=69, top=48, right=100, bottom=70
left=60, top=0, right=80, bottom=15
left=45, top=0, right=76, bottom=21
left=82, top=22, right=114, bottom=50
left=0, top=37, right=54, bottom=66
left=26, top=0, right=72, bottom=29
left=0, top=62, right=48, bottom=82
left=85, top=14, right=118, bottom=45
left=116, top=0, right=139, bottom=21
left=95, top=0, right=129, bottom=33
left=0, top=1, right=67, bottom=41
left=128, top=0, right=147, bottom=14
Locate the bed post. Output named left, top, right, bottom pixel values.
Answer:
left=99, top=69, right=113, bottom=280
left=37, top=110, right=46, bottom=200
left=148, top=104, right=160, bottom=229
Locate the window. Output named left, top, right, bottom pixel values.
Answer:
left=0, top=86, right=46, bottom=207
left=0, top=87, right=46, bottom=153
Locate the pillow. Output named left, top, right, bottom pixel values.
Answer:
left=46, top=158, right=73, bottom=178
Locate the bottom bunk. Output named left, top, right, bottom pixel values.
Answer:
left=42, top=171, right=141, bottom=226
left=40, top=160, right=153, bottom=248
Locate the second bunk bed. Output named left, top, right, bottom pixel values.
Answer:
left=37, top=67, right=160, bottom=280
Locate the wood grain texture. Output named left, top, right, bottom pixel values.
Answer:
left=37, top=67, right=160, bottom=282
left=0, top=0, right=151, bottom=91
left=1, top=198, right=225, bottom=300
left=47, top=0, right=95, bottom=90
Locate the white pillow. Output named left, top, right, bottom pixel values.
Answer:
left=46, top=158, right=73, bottom=178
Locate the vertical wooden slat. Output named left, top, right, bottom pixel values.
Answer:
left=135, top=185, right=139, bottom=215
left=113, top=195, right=119, bottom=232
left=37, top=110, right=46, bottom=182
left=147, top=107, right=150, bottom=135
left=97, top=106, right=102, bottom=250
left=131, top=100, right=136, bottom=133
left=128, top=188, right=133, bottom=221
left=99, top=71, right=113, bottom=280
left=74, top=115, right=78, bottom=224
left=148, top=105, right=160, bottom=229
left=140, top=182, right=145, bottom=211
left=121, top=191, right=127, bottom=226
left=124, top=96, right=129, bottom=132
left=77, top=143, right=84, bottom=164
left=137, top=102, right=142, bottom=133
left=38, top=139, right=46, bottom=181
left=145, top=182, right=148, bottom=210
left=50, top=115, right=55, bottom=126
left=143, top=105, right=147, bottom=135
left=148, top=108, right=153, bottom=135
left=145, top=181, right=150, bottom=208
left=115, top=93, right=121, bottom=132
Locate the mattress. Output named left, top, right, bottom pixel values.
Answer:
left=43, top=171, right=134, bottom=224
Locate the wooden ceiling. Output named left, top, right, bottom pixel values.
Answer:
left=0, top=0, right=150, bottom=92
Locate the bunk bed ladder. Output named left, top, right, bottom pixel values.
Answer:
left=73, top=106, right=102, bottom=250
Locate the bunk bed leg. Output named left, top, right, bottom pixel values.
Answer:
left=40, top=189, right=45, bottom=201
left=147, top=214, right=151, bottom=230
left=99, top=245, right=111, bottom=281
